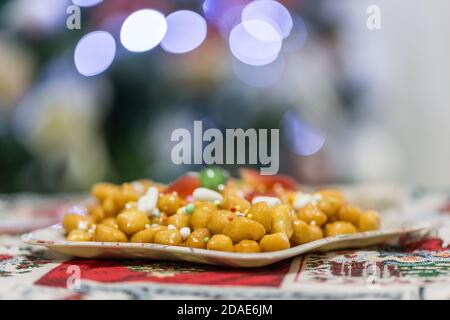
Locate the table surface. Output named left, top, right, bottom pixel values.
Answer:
left=0, top=189, right=449, bottom=300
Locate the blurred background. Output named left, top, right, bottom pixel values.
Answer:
left=0, top=0, right=449, bottom=194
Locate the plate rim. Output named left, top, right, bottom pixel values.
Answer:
left=21, top=223, right=431, bottom=262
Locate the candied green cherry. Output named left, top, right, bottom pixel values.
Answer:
left=199, top=167, right=227, bottom=191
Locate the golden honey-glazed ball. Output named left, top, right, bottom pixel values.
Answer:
left=190, top=201, right=216, bottom=229
left=358, top=210, right=381, bottom=232
left=337, top=205, right=362, bottom=226
left=221, top=195, right=251, bottom=213
left=154, top=229, right=183, bottom=246
left=130, top=228, right=157, bottom=243
left=324, top=221, right=358, bottom=237
left=316, top=189, right=347, bottom=219
left=291, top=220, right=323, bottom=245
left=184, top=228, right=211, bottom=249
left=63, top=214, right=95, bottom=234
left=223, top=217, right=265, bottom=244
left=88, top=204, right=105, bottom=223
left=271, top=204, right=294, bottom=238
left=206, top=234, right=234, bottom=252
left=93, top=224, right=127, bottom=242
left=99, top=217, right=119, bottom=229
left=116, top=209, right=150, bottom=236
left=157, top=193, right=182, bottom=215
left=207, top=210, right=235, bottom=235
left=120, top=182, right=142, bottom=203
left=297, top=203, right=328, bottom=227
left=91, top=182, right=121, bottom=201
left=259, top=233, right=290, bottom=252
left=133, top=225, right=167, bottom=243
left=166, top=213, right=190, bottom=229
left=247, top=202, right=272, bottom=233
left=67, top=230, right=92, bottom=242
left=150, top=212, right=168, bottom=225
left=150, top=224, right=168, bottom=234
left=102, top=196, right=122, bottom=217
left=234, top=240, right=261, bottom=253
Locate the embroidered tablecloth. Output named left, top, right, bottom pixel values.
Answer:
left=0, top=189, right=449, bottom=300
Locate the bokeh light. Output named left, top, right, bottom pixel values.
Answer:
left=120, top=9, right=167, bottom=53
left=232, top=56, right=285, bottom=87
left=74, top=31, right=116, bottom=76
left=161, top=10, right=207, bottom=54
left=282, top=15, right=308, bottom=53
left=229, top=19, right=282, bottom=66
left=242, top=0, right=293, bottom=39
left=282, top=110, right=327, bottom=156
left=72, top=0, right=103, bottom=7
left=202, top=0, right=251, bottom=38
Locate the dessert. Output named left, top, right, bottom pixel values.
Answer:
left=62, top=168, right=381, bottom=253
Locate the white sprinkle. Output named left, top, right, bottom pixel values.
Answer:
left=145, top=224, right=150, bottom=229
left=312, top=193, right=322, bottom=203
left=168, top=224, right=176, bottom=230
left=179, top=227, right=191, bottom=239
left=77, top=220, right=90, bottom=231
left=88, top=225, right=96, bottom=234
left=236, top=212, right=245, bottom=217
left=137, top=187, right=159, bottom=214
left=131, top=181, right=145, bottom=193
left=192, top=187, right=223, bottom=202
left=293, top=192, right=313, bottom=209
left=252, top=196, right=282, bottom=207
left=125, top=202, right=133, bottom=209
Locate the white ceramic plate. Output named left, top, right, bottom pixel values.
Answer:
left=21, top=223, right=430, bottom=267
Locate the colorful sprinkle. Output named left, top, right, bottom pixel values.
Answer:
left=152, top=209, right=161, bottom=217
left=185, top=203, right=195, bottom=214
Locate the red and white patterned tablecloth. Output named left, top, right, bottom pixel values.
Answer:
left=0, top=189, right=449, bottom=300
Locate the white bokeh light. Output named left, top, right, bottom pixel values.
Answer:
left=74, top=31, right=116, bottom=76
left=281, top=110, right=326, bottom=156
left=120, top=9, right=167, bottom=53
left=282, top=15, right=308, bottom=53
left=72, top=0, right=103, bottom=7
left=242, top=0, right=293, bottom=39
left=229, top=19, right=282, bottom=66
left=161, top=10, right=207, bottom=54
left=203, top=0, right=251, bottom=39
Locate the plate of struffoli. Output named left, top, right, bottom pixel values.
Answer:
left=22, top=168, right=429, bottom=267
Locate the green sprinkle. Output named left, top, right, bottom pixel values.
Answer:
left=199, top=167, right=228, bottom=191
left=152, top=210, right=161, bottom=217
left=214, top=200, right=221, bottom=207
left=185, top=203, right=195, bottom=214
left=203, top=237, right=210, bottom=243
